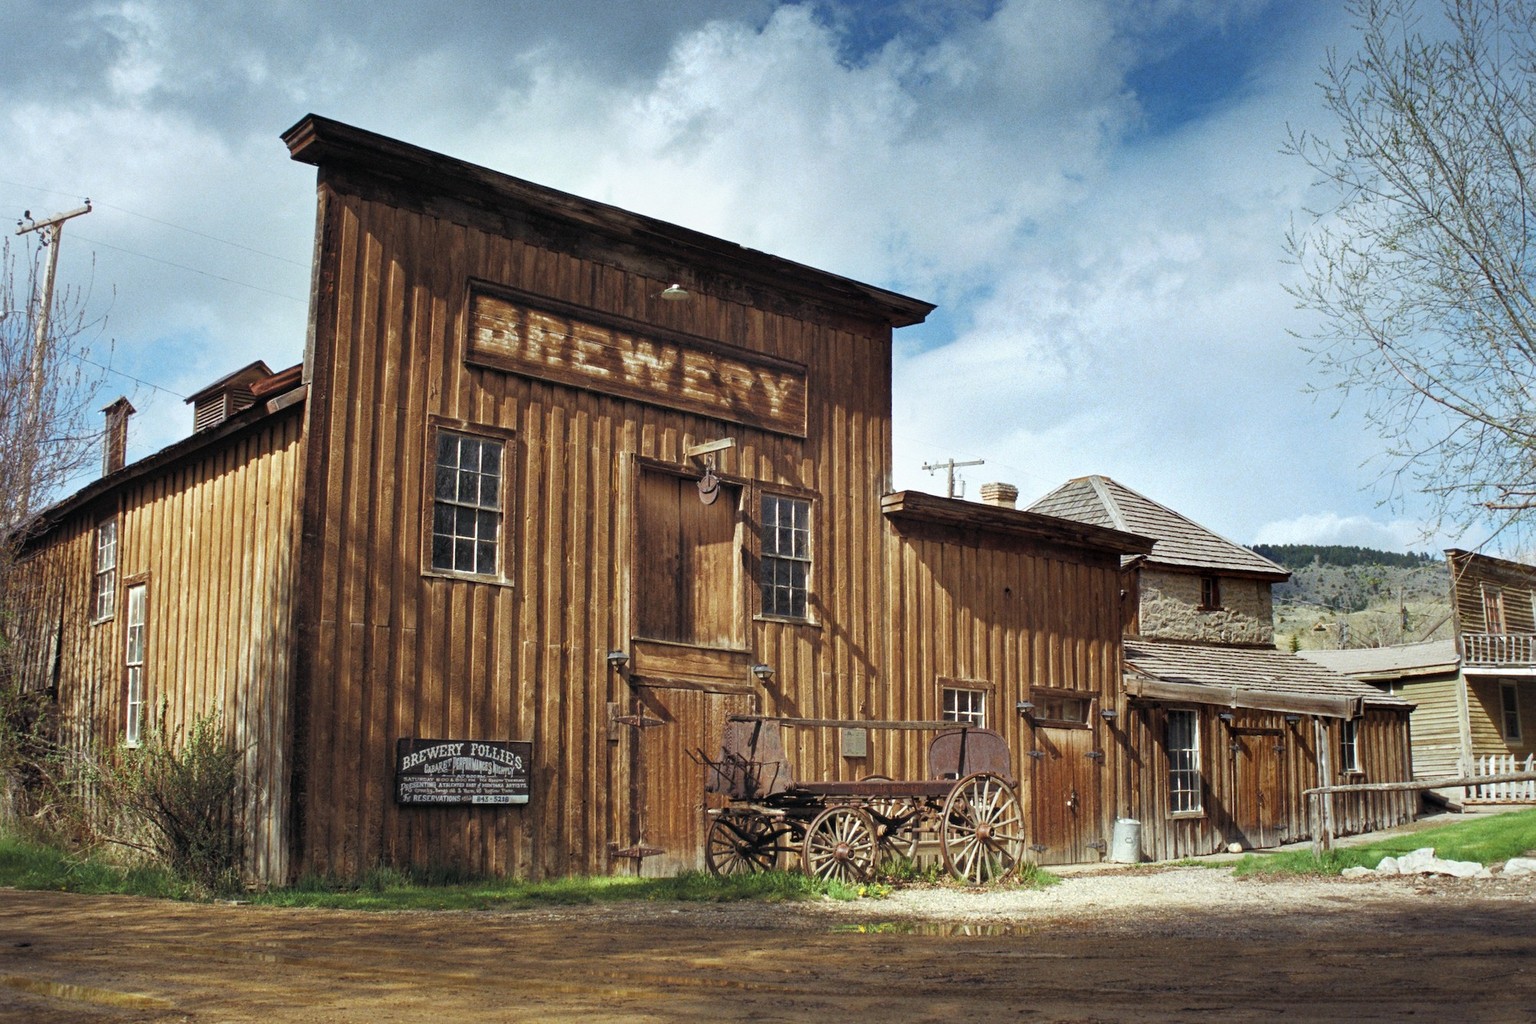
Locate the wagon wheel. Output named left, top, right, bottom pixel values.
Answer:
left=705, top=812, right=784, bottom=876
left=939, top=772, right=1026, bottom=884
left=802, top=806, right=879, bottom=884
left=859, top=775, right=921, bottom=862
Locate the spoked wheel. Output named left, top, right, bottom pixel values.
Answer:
left=940, top=772, right=1027, bottom=884
left=802, top=806, right=879, bottom=884
left=705, top=812, right=785, bottom=876
left=860, top=775, right=921, bottom=861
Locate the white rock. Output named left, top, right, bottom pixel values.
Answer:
left=1227, top=843, right=1243, bottom=854
left=1501, top=857, right=1536, bottom=877
left=1374, top=855, right=1402, bottom=875
left=1341, top=866, right=1376, bottom=879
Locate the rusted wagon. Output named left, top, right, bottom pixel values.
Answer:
left=699, top=716, right=1025, bottom=884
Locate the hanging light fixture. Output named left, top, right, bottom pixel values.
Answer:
left=660, top=283, right=691, bottom=301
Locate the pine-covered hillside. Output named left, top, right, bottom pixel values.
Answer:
left=1252, top=545, right=1453, bottom=651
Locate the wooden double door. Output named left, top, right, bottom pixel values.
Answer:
left=1027, top=723, right=1105, bottom=864
left=1229, top=729, right=1287, bottom=850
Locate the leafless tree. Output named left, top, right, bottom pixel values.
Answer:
left=0, top=236, right=106, bottom=558
left=1287, top=0, right=1536, bottom=539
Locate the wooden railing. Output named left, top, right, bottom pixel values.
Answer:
left=1461, top=632, right=1536, bottom=667
left=1465, top=754, right=1536, bottom=802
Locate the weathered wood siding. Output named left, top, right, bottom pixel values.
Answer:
left=1398, top=673, right=1471, bottom=777
left=1126, top=703, right=1414, bottom=860
left=293, top=168, right=899, bottom=879
left=879, top=519, right=1126, bottom=864
left=7, top=407, right=303, bottom=881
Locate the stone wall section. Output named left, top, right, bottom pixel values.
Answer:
left=1138, top=569, right=1275, bottom=644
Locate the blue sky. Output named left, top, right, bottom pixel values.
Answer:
left=0, top=0, right=1462, bottom=553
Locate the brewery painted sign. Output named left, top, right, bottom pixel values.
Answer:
left=394, top=738, right=531, bottom=805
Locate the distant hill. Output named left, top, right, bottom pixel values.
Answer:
left=1250, top=544, right=1440, bottom=571
left=1256, top=545, right=1453, bottom=651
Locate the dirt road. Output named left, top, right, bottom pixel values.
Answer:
left=3, top=868, right=1535, bottom=1023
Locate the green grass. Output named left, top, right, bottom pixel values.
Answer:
left=1, top=830, right=1060, bottom=909
left=1232, top=808, right=1536, bottom=878
left=0, top=833, right=197, bottom=899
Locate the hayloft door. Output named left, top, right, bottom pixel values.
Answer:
left=1231, top=730, right=1286, bottom=849
left=635, top=469, right=743, bottom=648
left=625, top=468, right=751, bottom=872
left=1027, top=697, right=1105, bottom=864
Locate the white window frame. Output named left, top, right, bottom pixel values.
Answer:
left=942, top=686, right=986, bottom=727
left=1501, top=682, right=1522, bottom=742
left=93, top=519, right=118, bottom=622
left=1167, top=708, right=1202, bottom=816
left=124, top=582, right=146, bottom=748
left=427, top=426, right=509, bottom=581
left=1339, top=717, right=1361, bottom=774
left=759, top=494, right=812, bottom=621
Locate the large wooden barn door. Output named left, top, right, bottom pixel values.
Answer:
left=635, top=470, right=742, bottom=648
left=625, top=467, right=752, bottom=873
left=1231, top=730, right=1286, bottom=849
left=631, top=685, right=754, bottom=875
left=1029, top=724, right=1105, bottom=864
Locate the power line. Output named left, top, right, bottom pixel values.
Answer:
left=72, top=232, right=307, bottom=302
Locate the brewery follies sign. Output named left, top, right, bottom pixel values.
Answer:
left=395, top=738, right=532, bottom=805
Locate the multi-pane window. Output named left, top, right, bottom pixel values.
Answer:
left=124, top=583, right=146, bottom=748
left=942, top=686, right=986, bottom=727
left=1200, top=575, right=1221, bottom=610
left=1167, top=709, right=1201, bottom=814
left=1483, top=585, right=1507, bottom=633
left=1032, top=690, right=1091, bottom=725
left=760, top=495, right=811, bottom=620
left=93, top=520, right=117, bottom=621
left=1501, top=683, right=1522, bottom=742
left=430, top=430, right=504, bottom=577
left=1339, top=718, right=1361, bottom=774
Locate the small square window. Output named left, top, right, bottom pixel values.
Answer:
left=942, top=686, right=986, bottom=727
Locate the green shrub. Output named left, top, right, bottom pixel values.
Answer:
left=95, top=711, right=242, bottom=895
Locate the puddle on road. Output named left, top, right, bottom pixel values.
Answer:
left=831, top=920, right=1030, bottom=937
left=2, top=974, right=175, bottom=1010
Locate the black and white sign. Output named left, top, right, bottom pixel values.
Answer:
left=394, top=738, right=531, bottom=806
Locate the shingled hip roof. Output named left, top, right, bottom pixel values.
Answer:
left=1124, top=637, right=1411, bottom=718
left=1028, top=475, right=1289, bottom=579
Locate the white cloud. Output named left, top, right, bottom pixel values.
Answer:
left=1253, top=512, right=1450, bottom=553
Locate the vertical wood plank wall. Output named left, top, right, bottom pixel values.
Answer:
left=1126, top=703, right=1415, bottom=860
left=879, top=521, right=1127, bottom=858
left=294, top=175, right=896, bottom=879
left=7, top=409, right=303, bottom=880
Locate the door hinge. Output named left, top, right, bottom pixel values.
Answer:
left=1088, top=839, right=1107, bottom=852
left=1029, top=843, right=1048, bottom=853
left=609, top=844, right=664, bottom=860
left=614, top=714, right=666, bottom=729
left=1084, top=750, right=1105, bottom=761
left=1026, top=749, right=1046, bottom=759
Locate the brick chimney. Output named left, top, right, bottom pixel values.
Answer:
left=979, top=481, right=1019, bottom=509
left=101, top=396, right=134, bottom=477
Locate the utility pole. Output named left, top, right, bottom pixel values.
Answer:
left=922, top=457, right=985, bottom=499
left=14, top=199, right=91, bottom=520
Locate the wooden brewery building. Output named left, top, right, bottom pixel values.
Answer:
left=22, top=113, right=1403, bottom=884
left=1029, top=476, right=1416, bottom=860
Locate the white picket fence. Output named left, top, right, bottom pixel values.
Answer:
left=1466, top=754, right=1536, bottom=802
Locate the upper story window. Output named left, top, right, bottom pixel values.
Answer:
left=1167, top=708, right=1202, bottom=815
left=760, top=494, right=811, bottom=620
left=1482, top=585, right=1507, bottom=633
left=1501, top=683, right=1522, bottom=742
left=1200, top=575, right=1221, bottom=611
left=429, top=428, right=508, bottom=579
left=124, top=582, right=147, bottom=748
left=93, top=519, right=118, bottom=621
left=1339, top=717, right=1361, bottom=774
left=942, top=685, right=986, bottom=727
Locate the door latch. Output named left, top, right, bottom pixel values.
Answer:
left=1084, top=750, right=1104, bottom=762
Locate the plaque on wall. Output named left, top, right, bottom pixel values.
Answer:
left=394, top=738, right=532, bottom=806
